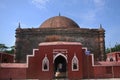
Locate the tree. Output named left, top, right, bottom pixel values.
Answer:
left=0, top=43, right=15, bottom=54
left=0, top=44, right=8, bottom=52
left=106, top=43, right=120, bottom=54
left=5, top=46, right=15, bottom=54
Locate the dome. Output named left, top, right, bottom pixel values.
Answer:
left=39, top=16, right=80, bottom=28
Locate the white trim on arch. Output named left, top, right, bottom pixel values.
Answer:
left=42, top=54, right=49, bottom=71
left=72, top=53, right=79, bottom=71
left=53, top=53, right=67, bottom=63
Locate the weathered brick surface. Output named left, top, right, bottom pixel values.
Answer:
left=15, top=16, right=105, bottom=62
left=0, top=68, right=26, bottom=79
left=15, top=27, right=105, bottom=62
left=0, top=53, right=14, bottom=63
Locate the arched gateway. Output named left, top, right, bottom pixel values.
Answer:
left=25, top=42, right=84, bottom=79
left=54, top=53, right=67, bottom=78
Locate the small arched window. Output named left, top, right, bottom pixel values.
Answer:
left=42, top=55, right=49, bottom=71
left=72, top=54, right=79, bottom=71
left=110, top=58, right=113, bottom=62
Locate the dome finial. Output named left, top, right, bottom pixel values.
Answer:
left=100, top=24, right=102, bottom=29
left=99, top=24, right=105, bottom=31
left=18, top=22, right=21, bottom=28
left=59, top=12, right=61, bottom=16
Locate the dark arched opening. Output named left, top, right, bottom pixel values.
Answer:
left=54, top=55, right=67, bottom=78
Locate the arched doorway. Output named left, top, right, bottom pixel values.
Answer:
left=54, top=55, right=67, bottom=78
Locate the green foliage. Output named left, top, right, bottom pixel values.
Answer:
left=0, top=44, right=8, bottom=52
left=106, top=43, right=120, bottom=54
left=0, top=43, right=14, bottom=54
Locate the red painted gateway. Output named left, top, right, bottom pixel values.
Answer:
left=0, top=41, right=120, bottom=79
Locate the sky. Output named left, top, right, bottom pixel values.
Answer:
left=0, top=0, right=120, bottom=48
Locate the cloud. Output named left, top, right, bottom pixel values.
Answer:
left=79, top=0, right=106, bottom=23
left=31, top=0, right=49, bottom=9
left=93, top=0, right=105, bottom=9
left=80, top=10, right=96, bottom=22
